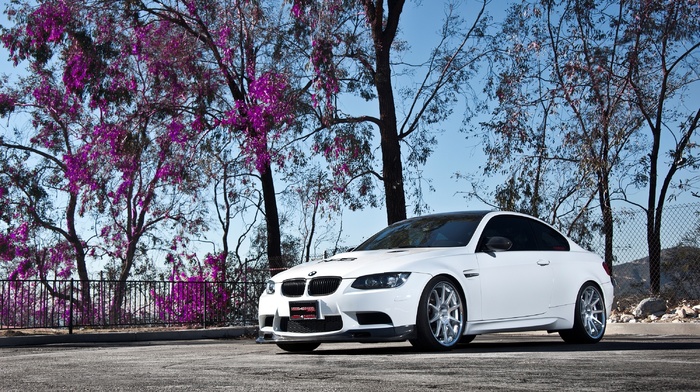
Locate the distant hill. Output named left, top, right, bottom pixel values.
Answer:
left=614, top=246, right=700, bottom=300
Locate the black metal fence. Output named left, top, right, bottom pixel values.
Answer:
left=0, top=278, right=265, bottom=332
left=4, top=204, right=700, bottom=332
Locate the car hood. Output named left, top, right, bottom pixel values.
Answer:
left=271, top=248, right=461, bottom=281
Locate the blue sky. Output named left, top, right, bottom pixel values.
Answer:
left=1, top=1, right=698, bottom=264
left=339, top=1, right=496, bottom=246
left=339, top=0, right=700, bottom=251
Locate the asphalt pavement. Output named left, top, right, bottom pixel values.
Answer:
left=0, top=326, right=256, bottom=347
left=2, top=332, right=699, bottom=391
left=0, top=322, right=698, bottom=347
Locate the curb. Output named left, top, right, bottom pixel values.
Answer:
left=0, top=326, right=256, bottom=347
left=605, top=322, right=700, bottom=336
left=1, top=323, right=698, bottom=347
left=506, top=323, right=700, bottom=337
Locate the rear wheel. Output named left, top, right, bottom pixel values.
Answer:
left=276, top=342, right=321, bottom=352
left=410, top=277, right=465, bottom=351
left=559, top=283, right=606, bottom=344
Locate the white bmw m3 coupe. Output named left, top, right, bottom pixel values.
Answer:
left=257, top=211, right=614, bottom=352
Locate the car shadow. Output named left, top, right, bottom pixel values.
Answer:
left=292, top=336, right=700, bottom=356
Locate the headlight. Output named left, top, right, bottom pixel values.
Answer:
left=265, top=280, right=276, bottom=294
left=351, top=272, right=411, bottom=290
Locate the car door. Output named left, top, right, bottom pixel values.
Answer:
left=476, top=215, right=553, bottom=320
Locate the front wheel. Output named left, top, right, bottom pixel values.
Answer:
left=410, top=276, right=465, bottom=351
left=559, top=283, right=607, bottom=344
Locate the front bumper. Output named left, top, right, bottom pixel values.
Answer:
left=257, top=272, right=431, bottom=344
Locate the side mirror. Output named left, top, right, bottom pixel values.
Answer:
left=484, top=236, right=513, bottom=252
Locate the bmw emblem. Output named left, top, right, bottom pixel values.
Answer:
left=308, top=271, right=317, bottom=277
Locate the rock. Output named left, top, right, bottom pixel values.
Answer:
left=679, top=306, right=696, bottom=318
left=620, top=314, right=635, bottom=323
left=661, top=313, right=675, bottom=321
left=633, top=298, right=667, bottom=318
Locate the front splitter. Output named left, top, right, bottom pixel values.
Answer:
left=256, top=325, right=416, bottom=344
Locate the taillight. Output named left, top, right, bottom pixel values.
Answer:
left=602, top=262, right=612, bottom=276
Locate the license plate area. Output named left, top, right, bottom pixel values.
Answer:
left=290, top=301, right=319, bottom=320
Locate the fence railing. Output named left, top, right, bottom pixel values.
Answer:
left=0, top=278, right=265, bottom=332
left=4, top=204, right=700, bottom=332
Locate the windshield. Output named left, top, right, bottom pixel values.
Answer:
left=354, top=213, right=485, bottom=251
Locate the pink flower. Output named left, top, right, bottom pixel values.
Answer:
left=26, top=1, right=72, bottom=47
left=0, top=93, right=16, bottom=116
left=167, top=121, right=188, bottom=145
left=63, top=51, right=92, bottom=94
left=223, top=72, right=294, bottom=173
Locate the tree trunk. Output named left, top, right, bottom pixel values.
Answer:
left=647, top=109, right=662, bottom=295
left=304, top=199, right=318, bottom=263
left=647, top=210, right=662, bottom=295
left=260, top=163, right=283, bottom=275
left=369, top=0, right=407, bottom=225
left=65, top=192, right=92, bottom=311
left=379, top=122, right=406, bottom=225
left=598, top=174, right=615, bottom=274
left=646, top=111, right=700, bottom=296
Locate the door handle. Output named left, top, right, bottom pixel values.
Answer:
left=537, top=259, right=550, bottom=266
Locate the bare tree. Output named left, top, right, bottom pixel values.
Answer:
left=625, top=0, right=700, bottom=294
left=292, top=0, right=490, bottom=224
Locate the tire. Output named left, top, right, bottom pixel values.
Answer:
left=276, top=342, right=321, bottom=352
left=410, top=276, right=465, bottom=351
left=559, top=283, right=607, bottom=344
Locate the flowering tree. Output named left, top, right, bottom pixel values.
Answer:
left=0, top=1, right=210, bottom=317
left=1, top=0, right=361, bottom=293
left=129, top=0, right=316, bottom=274
left=1, top=1, right=99, bottom=308
left=151, top=252, right=230, bottom=324
left=1, top=0, right=494, bottom=304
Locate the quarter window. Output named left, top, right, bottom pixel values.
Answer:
left=534, top=221, right=570, bottom=251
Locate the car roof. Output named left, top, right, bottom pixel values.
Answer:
left=399, top=211, right=495, bottom=222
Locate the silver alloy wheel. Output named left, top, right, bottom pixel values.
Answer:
left=427, top=281, right=463, bottom=346
left=579, top=285, right=606, bottom=339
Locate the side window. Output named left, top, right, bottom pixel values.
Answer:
left=479, top=215, right=538, bottom=251
left=479, top=215, right=570, bottom=252
left=532, top=220, right=570, bottom=251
